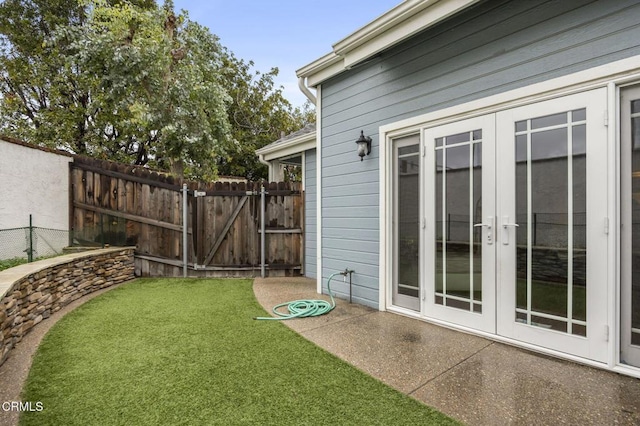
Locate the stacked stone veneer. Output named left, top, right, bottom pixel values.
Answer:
left=0, top=248, right=134, bottom=366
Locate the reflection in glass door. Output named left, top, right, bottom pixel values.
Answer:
left=424, top=115, right=496, bottom=333
left=435, top=130, right=484, bottom=312
left=513, top=108, right=588, bottom=336
left=393, top=135, right=420, bottom=311
left=621, top=86, right=640, bottom=368
left=497, top=89, right=608, bottom=363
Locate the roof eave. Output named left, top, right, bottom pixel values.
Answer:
left=297, top=0, right=481, bottom=86
left=255, top=132, right=316, bottom=161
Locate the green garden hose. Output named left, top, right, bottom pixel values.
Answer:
left=254, top=272, right=342, bottom=320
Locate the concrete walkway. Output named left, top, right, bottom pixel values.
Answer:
left=254, top=277, right=640, bottom=426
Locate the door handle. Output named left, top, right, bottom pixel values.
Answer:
left=473, top=216, right=493, bottom=245
left=502, top=216, right=519, bottom=245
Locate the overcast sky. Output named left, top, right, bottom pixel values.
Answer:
left=172, top=0, right=401, bottom=107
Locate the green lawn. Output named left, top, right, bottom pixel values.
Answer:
left=20, top=278, right=459, bottom=426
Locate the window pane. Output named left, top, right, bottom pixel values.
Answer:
left=571, top=108, right=586, bottom=122
left=515, top=120, right=528, bottom=132
left=445, top=144, right=471, bottom=301
left=398, top=151, right=420, bottom=297
left=445, top=131, right=471, bottom=146
left=531, top=128, right=568, bottom=161
left=632, top=111, right=640, bottom=339
left=531, top=112, right=567, bottom=129
left=572, top=124, right=586, bottom=156
left=399, top=145, right=419, bottom=156
left=436, top=149, right=444, bottom=299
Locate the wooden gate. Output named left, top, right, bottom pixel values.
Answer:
left=69, top=158, right=303, bottom=277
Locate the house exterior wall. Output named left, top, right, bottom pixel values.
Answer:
left=319, top=0, right=640, bottom=308
left=0, top=139, right=73, bottom=230
left=305, top=149, right=317, bottom=278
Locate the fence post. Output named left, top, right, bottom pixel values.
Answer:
left=28, top=214, right=33, bottom=262
left=182, top=183, right=188, bottom=278
left=261, top=183, right=266, bottom=278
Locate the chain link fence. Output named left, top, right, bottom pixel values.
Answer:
left=0, top=226, right=69, bottom=261
left=0, top=213, right=132, bottom=263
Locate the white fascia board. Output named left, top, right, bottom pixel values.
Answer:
left=333, top=0, right=434, bottom=54
left=296, top=52, right=342, bottom=87
left=256, top=133, right=316, bottom=162
left=340, top=0, right=480, bottom=69
left=306, top=60, right=346, bottom=88
left=296, top=52, right=340, bottom=79
left=296, top=0, right=479, bottom=85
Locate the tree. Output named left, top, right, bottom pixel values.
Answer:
left=0, top=0, right=314, bottom=181
left=0, top=0, right=154, bottom=155
left=1, top=0, right=231, bottom=180
left=217, top=49, right=315, bottom=181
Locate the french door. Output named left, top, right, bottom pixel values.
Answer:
left=394, top=88, right=610, bottom=362
left=423, top=115, right=496, bottom=333
left=621, top=85, right=640, bottom=368
left=496, top=89, right=609, bottom=363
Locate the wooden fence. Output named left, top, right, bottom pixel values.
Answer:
left=69, top=157, right=303, bottom=277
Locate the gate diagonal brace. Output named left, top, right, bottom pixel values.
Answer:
left=202, top=196, right=249, bottom=266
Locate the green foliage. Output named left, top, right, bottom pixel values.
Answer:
left=217, top=50, right=315, bottom=180
left=51, top=0, right=231, bottom=179
left=0, top=257, right=27, bottom=271
left=21, top=278, right=459, bottom=425
left=0, top=0, right=316, bottom=181
left=0, top=0, right=155, bottom=154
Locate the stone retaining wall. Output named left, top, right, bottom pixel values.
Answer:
left=0, top=248, right=135, bottom=366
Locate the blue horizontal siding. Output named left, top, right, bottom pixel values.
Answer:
left=319, top=0, right=640, bottom=308
left=304, top=149, right=316, bottom=278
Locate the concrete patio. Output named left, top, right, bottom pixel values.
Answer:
left=254, top=277, right=640, bottom=425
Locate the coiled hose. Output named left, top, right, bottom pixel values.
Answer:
left=254, top=272, right=342, bottom=320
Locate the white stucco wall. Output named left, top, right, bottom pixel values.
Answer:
left=0, top=139, right=73, bottom=230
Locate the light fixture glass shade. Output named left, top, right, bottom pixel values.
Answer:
left=355, top=130, right=371, bottom=161
left=357, top=141, right=367, bottom=160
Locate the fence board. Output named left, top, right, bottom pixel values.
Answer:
left=70, top=159, right=303, bottom=277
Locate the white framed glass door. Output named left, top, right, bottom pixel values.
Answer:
left=496, top=89, right=609, bottom=362
left=389, top=88, right=611, bottom=363
left=424, top=115, right=496, bottom=333
left=620, top=85, right=640, bottom=368
left=392, top=135, right=421, bottom=311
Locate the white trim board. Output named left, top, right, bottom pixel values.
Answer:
left=316, top=85, right=323, bottom=294
left=297, top=0, right=480, bottom=87
left=255, top=134, right=316, bottom=162
left=380, top=56, right=640, bottom=136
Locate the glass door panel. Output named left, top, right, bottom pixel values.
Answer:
left=393, top=135, right=420, bottom=311
left=435, top=132, right=483, bottom=312
left=497, top=89, right=608, bottom=363
left=425, top=115, right=496, bottom=333
left=620, top=85, right=640, bottom=367
left=513, top=109, right=587, bottom=336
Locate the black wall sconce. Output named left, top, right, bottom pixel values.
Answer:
left=355, top=130, right=372, bottom=161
